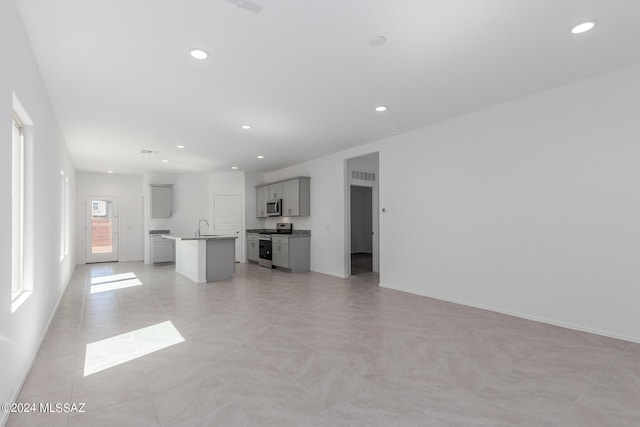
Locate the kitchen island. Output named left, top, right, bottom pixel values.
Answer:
left=162, top=235, right=236, bottom=283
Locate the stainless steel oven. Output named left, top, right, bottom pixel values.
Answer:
left=258, top=234, right=272, bottom=268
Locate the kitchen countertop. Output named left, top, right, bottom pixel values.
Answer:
left=162, top=235, right=237, bottom=241
left=271, top=233, right=310, bottom=238
left=149, top=229, right=170, bottom=235
left=247, top=229, right=311, bottom=236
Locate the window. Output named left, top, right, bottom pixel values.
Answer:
left=11, top=94, right=33, bottom=313
left=92, top=201, right=107, bottom=217
left=12, top=116, right=25, bottom=303
left=60, top=170, right=69, bottom=260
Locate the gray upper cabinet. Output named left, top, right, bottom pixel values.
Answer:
left=282, top=180, right=299, bottom=216
left=268, top=182, right=283, bottom=200
left=282, top=177, right=310, bottom=217
left=256, top=177, right=310, bottom=218
left=150, top=185, right=173, bottom=218
left=256, top=185, right=269, bottom=218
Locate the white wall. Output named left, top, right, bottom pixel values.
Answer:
left=144, top=172, right=210, bottom=263
left=264, top=65, right=640, bottom=342
left=378, top=64, right=640, bottom=343
left=75, top=172, right=144, bottom=264
left=0, top=0, right=76, bottom=423
left=171, top=172, right=210, bottom=235
left=244, top=172, right=266, bottom=231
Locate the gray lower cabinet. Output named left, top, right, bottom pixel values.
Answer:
left=272, top=240, right=289, bottom=268
left=247, top=234, right=259, bottom=263
left=151, top=235, right=175, bottom=263
left=271, top=235, right=310, bottom=272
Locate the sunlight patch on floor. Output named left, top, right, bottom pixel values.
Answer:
left=90, top=278, right=142, bottom=294
left=89, top=272, right=142, bottom=294
left=90, top=272, right=137, bottom=285
left=84, top=320, right=185, bottom=376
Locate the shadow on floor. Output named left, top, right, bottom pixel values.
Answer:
left=351, top=252, right=372, bottom=275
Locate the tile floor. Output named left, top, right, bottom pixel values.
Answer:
left=8, top=261, right=640, bottom=427
left=350, top=253, right=372, bottom=276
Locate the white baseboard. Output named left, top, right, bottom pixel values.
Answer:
left=379, top=283, right=640, bottom=345
left=310, top=268, right=348, bottom=279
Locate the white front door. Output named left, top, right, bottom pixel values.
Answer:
left=85, top=196, right=119, bottom=263
left=213, top=195, right=241, bottom=262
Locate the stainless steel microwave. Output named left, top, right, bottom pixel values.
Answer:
left=266, top=199, right=282, bottom=217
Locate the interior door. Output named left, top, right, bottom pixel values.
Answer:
left=213, top=195, right=242, bottom=261
left=350, top=186, right=373, bottom=275
left=85, top=196, right=119, bottom=263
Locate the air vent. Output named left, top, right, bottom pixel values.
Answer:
left=351, top=170, right=376, bottom=182
left=140, top=149, right=159, bottom=155
left=227, top=0, right=268, bottom=13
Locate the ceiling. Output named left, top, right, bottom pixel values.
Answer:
left=14, top=0, right=640, bottom=174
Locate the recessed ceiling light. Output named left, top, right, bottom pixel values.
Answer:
left=241, top=125, right=252, bottom=130
left=176, top=145, right=185, bottom=149
left=257, top=155, right=264, bottom=159
left=369, top=36, right=386, bottom=47
left=571, top=20, right=597, bottom=34
left=107, top=170, right=114, bottom=174
left=162, top=159, right=169, bottom=163
left=231, top=166, right=238, bottom=170
left=391, top=126, right=401, bottom=132
left=375, top=105, right=388, bottom=112
left=190, top=49, right=208, bottom=60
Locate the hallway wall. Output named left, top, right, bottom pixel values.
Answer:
left=0, top=0, right=77, bottom=422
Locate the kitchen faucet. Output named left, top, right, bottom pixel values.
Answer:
left=196, top=218, right=209, bottom=237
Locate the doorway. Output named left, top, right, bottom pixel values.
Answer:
left=213, top=195, right=242, bottom=262
left=85, top=196, right=119, bottom=263
left=350, top=186, right=373, bottom=275
left=345, top=152, right=379, bottom=278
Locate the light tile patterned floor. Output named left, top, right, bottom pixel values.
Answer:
left=8, top=261, right=640, bottom=426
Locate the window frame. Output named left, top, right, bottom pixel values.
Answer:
left=11, top=114, right=25, bottom=303
left=60, top=170, right=69, bottom=261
